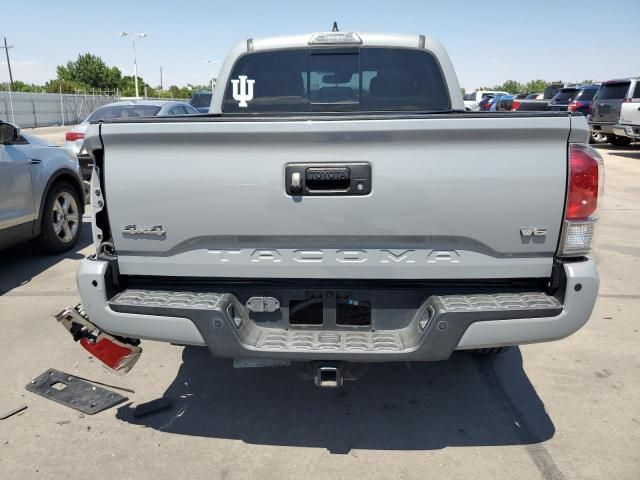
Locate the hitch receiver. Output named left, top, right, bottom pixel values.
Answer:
left=314, top=365, right=343, bottom=388
left=56, top=304, right=142, bottom=375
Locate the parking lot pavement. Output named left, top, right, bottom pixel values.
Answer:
left=21, top=125, right=76, bottom=146
left=0, top=143, right=639, bottom=480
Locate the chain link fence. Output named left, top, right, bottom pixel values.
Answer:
left=0, top=91, right=119, bottom=128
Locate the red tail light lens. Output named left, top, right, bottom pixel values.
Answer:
left=567, top=144, right=602, bottom=219
left=65, top=131, right=85, bottom=142
left=568, top=101, right=586, bottom=112
left=511, top=100, right=521, bottom=111
left=80, top=335, right=141, bottom=373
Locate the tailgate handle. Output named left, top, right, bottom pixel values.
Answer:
left=285, top=163, right=371, bottom=196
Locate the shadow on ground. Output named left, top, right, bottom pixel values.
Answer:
left=117, top=347, right=554, bottom=453
left=0, top=219, right=92, bottom=295
left=596, top=143, right=640, bottom=160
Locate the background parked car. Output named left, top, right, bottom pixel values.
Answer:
left=496, top=93, right=529, bottom=111
left=487, top=94, right=506, bottom=111
left=0, top=120, right=84, bottom=253
left=567, top=85, right=600, bottom=115
left=511, top=83, right=564, bottom=111
left=590, top=78, right=640, bottom=147
left=478, top=94, right=496, bottom=111
left=463, top=90, right=508, bottom=111
left=65, top=100, right=199, bottom=180
left=548, top=87, right=581, bottom=111
left=613, top=100, right=640, bottom=141
left=189, top=91, right=213, bottom=113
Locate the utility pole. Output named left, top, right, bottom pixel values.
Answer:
left=159, top=66, right=163, bottom=91
left=1, top=37, right=14, bottom=89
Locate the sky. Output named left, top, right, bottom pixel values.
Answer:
left=1, top=0, right=639, bottom=91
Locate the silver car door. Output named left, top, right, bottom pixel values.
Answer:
left=0, top=142, right=36, bottom=230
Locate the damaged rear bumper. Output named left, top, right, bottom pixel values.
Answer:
left=76, top=258, right=598, bottom=361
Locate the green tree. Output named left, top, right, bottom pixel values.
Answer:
left=44, top=78, right=86, bottom=93
left=119, top=75, right=150, bottom=97
left=524, top=79, right=548, bottom=94
left=56, top=53, right=122, bottom=90
left=2, top=80, right=43, bottom=92
left=168, top=85, right=191, bottom=98
left=498, top=79, right=525, bottom=94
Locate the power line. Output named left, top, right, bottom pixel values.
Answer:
left=1, top=37, right=14, bottom=88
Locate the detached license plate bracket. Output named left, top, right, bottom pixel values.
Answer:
left=25, top=369, right=127, bottom=415
left=285, top=162, right=371, bottom=196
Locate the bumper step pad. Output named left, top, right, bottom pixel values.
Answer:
left=109, top=289, right=562, bottom=361
left=259, top=330, right=404, bottom=352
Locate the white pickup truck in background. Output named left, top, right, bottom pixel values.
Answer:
left=614, top=100, right=640, bottom=141
left=57, top=31, right=603, bottom=387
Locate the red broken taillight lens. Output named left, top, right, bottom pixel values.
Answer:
left=567, top=144, right=601, bottom=219
left=511, top=100, right=521, bottom=111
left=80, top=335, right=142, bottom=374
left=65, top=131, right=85, bottom=142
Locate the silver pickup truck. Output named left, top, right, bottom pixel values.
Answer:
left=58, top=31, right=603, bottom=386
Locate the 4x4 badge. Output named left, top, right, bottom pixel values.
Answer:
left=122, top=224, right=166, bottom=237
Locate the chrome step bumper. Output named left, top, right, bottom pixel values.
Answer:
left=77, top=258, right=598, bottom=359
left=107, top=288, right=562, bottom=361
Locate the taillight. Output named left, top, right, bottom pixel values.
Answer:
left=568, top=101, right=585, bottom=112
left=558, top=144, right=604, bottom=257
left=511, top=100, right=521, bottom=111
left=65, top=131, right=84, bottom=142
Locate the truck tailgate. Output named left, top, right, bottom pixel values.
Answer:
left=99, top=115, right=570, bottom=279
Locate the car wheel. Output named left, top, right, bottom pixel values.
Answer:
left=39, top=182, right=82, bottom=253
left=609, top=135, right=632, bottom=147
left=589, top=131, right=609, bottom=144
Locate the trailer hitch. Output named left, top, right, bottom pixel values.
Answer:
left=56, top=304, right=142, bottom=375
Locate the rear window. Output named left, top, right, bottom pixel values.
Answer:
left=575, top=88, right=598, bottom=101
left=189, top=93, right=212, bottom=108
left=553, top=88, right=579, bottom=102
left=633, top=82, right=640, bottom=99
left=597, top=82, right=631, bottom=100
left=223, top=47, right=450, bottom=113
left=86, top=105, right=161, bottom=122
left=463, top=92, right=476, bottom=101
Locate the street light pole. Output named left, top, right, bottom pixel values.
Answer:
left=120, top=32, right=148, bottom=98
